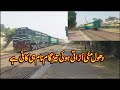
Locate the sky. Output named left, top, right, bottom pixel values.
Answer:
left=1, top=11, right=68, bottom=40
left=76, top=11, right=120, bottom=26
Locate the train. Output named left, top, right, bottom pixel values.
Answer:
left=84, top=19, right=101, bottom=30
left=12, top=27, right=60, bottom=51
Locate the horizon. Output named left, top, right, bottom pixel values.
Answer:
left=1, top=11, right=68, bottom=40
left=76, top=11, right=120, bottom=26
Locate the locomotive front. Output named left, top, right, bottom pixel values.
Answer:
left=12, top=27, right=32, bottom=51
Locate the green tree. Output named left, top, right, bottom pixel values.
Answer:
left=110, top=42, right=120, bottom=59
left=93, top=18, right=103, bottom=23
left=68, top=11, right=77, bottom=29
left=1, top=28, right=16, bottom=50
left=105, top=16, right=118, bottom=22
left=0, top=24, right=5, bottom=32
left=93, top=18, right=97, bottom=21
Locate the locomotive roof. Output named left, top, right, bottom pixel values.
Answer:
left=17, top=27, right=59, bottom=39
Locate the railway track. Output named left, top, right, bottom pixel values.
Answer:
left=0, top=62, right=42, bottom=79
left=22, top=65, right=40, bottom=79
left=0, top=44, right=64, bottom=79
left=99, top=29, right=120, bottom=35
left=0, top=50, right=45, bottom=78
left=86, top=30, right=111, bottom=41
left=82, top=30, right=120, bottom=41
left=0, top=49, right=49, bottom=79
left=0, top=64, right=19, bottom=74
left=1, top=50, right=35, bottom=74
left=1, top=53, right=18, bottom=59
left=0, top=46, right=48, bottom=59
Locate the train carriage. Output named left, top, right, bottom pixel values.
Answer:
left=84, top=23, right=94, bottom=29
left=50, top=37, right=59, bottom=45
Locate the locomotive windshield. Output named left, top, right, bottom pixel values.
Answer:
left=16, top=27, right=32, bottom=35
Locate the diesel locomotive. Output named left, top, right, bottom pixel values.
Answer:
left=12, top=27, right=59, bottom=51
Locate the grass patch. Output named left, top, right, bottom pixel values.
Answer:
left=1, top=45, right=14, bottom=55
left=95, top=57, right=119, bottom=74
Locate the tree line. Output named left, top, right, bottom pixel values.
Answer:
left=77, top=41, right=120, bottom=60
left=0, top=24, right=16, bottom=50
left=68, top=11, right=119, bottom=29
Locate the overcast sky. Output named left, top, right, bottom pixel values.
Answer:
left=76, top=11, right=120, bottom=26
left=1, top=11, right=68, bottom=40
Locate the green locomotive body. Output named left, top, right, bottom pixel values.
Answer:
left=12, top=27, right=59, bottom=51
left=84, top=23, right=94, bottom=29
left=84, top=19, right=102, bottom=30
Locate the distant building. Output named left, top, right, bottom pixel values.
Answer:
left=101, top=20, right=120, bottom=27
